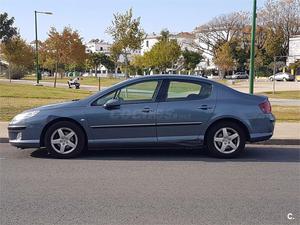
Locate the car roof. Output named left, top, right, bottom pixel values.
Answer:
left=129, top=74, right=213, bottom=83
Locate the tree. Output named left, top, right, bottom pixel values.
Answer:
left=40, top=27, right=86, bottom=86
left=109, top=42, right=123, bottom=75
left=130, top=30, right=181, bottom=74
left=264, top=29, right=285, bottom=58
left=1, top=36, right=34, bottom=79
left=194, top=12, right=250, bottom=56
left=145, top=37, right=181, bottom=73
left=107, top=8, right=145, bottom=77
left=258, top=0, right=300, bottom=56
left=182, top=49, right=203, bottom=73
left=145, top=29, right=181, bottom=73
left=213, top=42, right=235, bottom=77
left=0, top=12, right=17, bottom=43
left=88, top=52, right=114, bottom=89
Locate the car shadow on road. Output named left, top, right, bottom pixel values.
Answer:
left=30, top=145, right=300, bottom=163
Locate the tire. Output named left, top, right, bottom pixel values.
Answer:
left=206, top=121, right=246, bottom=158
left=283, top=78, right=287, bottom=82
left=44, top=121, right=86, bottom=158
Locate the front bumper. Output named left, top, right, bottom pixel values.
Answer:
left=8, top=125, right=41, bottom=149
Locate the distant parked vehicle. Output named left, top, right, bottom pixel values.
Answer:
left=269, top=72, right=294, bottom=81
left=231, top=72, right=249, bottom=79
left=41, top=71, right=50, bottom=77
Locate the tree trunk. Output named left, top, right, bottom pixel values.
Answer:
left=123, top=53, right=129, bottom=79
left=54, top=62, right=58, bottom=88
left=114, top=66, right=118, bottom=78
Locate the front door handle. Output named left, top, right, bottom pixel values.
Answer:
left=197, top=105, right=212, bottom=110
left=142, top=107, right=152, bottom=113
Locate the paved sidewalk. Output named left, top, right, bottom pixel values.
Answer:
left=1, top=121, right=299, bottom=145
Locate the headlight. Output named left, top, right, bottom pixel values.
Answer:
left=10, top=110, right=40, bottom=124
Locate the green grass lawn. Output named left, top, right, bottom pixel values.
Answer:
left=272, top=105, right=300, bottom=122
left=0, top=82, right=93, bottom=121
left=262, top=91, right=300, bottom=99
left=23, top=75, right=124, bottom=87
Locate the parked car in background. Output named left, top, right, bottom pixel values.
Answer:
left=231, top=72, right=249, bottom=79
left=41, top=71, right=50, bottom=77
left=8, top=75, right=275, bottom=159
left=269, top=72, right=294, bottom=81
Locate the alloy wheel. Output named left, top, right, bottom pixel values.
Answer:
left=50, top=127, right=78, bottom=154
left=213, top=127, right=240, bottom=154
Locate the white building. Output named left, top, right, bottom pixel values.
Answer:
left=141, top=33, right=160, bottom=55
left=140, top=32, right=216, bottom=72
left=287, top=35, right=300, bottom=66
left=85, top=39, right=111, bottom=55
left=85, top=39, right=112, bottom=76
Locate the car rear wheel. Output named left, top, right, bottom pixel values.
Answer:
left=45, top=121, right=86, bottom=158
left=206, top=122, right=246, bottom=158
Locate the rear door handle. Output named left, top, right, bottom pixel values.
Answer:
left=197, top=105, right=212, bottom=110
left=142, top=107, right=152, bottom=113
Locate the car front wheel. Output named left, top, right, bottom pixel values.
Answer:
left=206, top=122, right=246, bottom=158
left=45, top=121, right=86, bottom=158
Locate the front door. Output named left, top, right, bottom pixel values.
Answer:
left=156, top=79, right=216, bottom=145
left=86, top=80, right=161, bottom=147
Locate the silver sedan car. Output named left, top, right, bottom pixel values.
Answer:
left=8, top=75, right=275, bottom=158
left=269, top=72, right=294, bottom=81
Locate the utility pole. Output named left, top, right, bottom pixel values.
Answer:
left=249, top=0, right=257, bottom=94
left=34, top=11, right=53, bottom=85
left=34, top=11, right=39, bottom=85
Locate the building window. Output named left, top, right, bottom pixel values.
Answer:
left=100, top=47, right=103, bottom=51
left=146, top=40, right=149, bottom=47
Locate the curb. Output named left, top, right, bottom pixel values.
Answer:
left=254, top=139, right=299, bottom=146
left=0, top=138, right=9, bottom=143
left=0, top=138, right=299, bottom=145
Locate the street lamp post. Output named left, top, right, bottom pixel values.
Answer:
left=34, top=10, right=52, bottom=85
left=249, top=0, right=257, bottom=94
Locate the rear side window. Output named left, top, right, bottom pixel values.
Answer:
left=166, top=81, right=212, bottom=101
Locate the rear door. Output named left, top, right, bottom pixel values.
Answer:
left=156, top=79, right=216, bottom=145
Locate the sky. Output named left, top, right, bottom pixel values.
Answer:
left=1, top=0, right=265, bottom=43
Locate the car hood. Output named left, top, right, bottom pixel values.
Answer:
left=34, top=100, right=81, bottom=111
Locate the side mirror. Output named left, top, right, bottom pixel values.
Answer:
left=103, top=98, right=121, bottom=109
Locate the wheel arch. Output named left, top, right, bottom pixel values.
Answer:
left=204, top=117, right=250, bottom=145
left=40, top=117, right=88, bottom=147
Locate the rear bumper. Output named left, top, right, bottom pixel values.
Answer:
left=249, top=132, right=273, bottom=142
left=249, top=114, right=275, bottom=143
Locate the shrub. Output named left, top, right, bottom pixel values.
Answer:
left=256, top=66, right=273, bottom=77
left=5, top=64, right=28, bottom=79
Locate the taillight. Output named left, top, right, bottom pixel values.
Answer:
left=259, top=100, right=272, bottom=114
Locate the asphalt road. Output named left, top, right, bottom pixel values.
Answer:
left=0, top=144, right=299, bottom=225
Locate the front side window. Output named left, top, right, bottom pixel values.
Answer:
left=116, top=81, right=159, bottom=103
left=92, top=91, right=116, bottom=106
left=166, top=81, right=212, bottom=101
